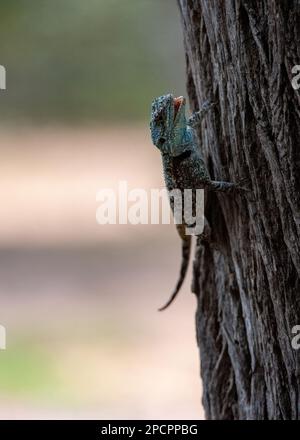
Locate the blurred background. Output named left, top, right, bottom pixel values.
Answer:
left=0, top=0, right=204, bottom=419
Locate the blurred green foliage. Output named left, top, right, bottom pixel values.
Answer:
left=0, top=342, right=59, bottom=397
left=0, top=0, right=185, bottom=123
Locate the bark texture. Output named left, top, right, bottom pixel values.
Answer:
left=178, top=0, right=300, bottom=420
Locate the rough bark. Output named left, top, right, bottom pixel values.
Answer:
left=178, top=0, right=300, bottom=420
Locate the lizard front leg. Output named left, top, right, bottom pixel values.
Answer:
left=188, top=100, right=217, bottom=128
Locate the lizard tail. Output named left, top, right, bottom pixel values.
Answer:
left=158, top=235, right=192, bottom=311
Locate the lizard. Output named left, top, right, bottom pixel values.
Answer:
left=150, top=93, right=248, bottom=311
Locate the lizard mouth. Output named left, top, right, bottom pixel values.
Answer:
left=173, top=96, right=184, bottom=120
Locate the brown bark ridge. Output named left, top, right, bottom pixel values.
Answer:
left=177, top=0, right=300, bottom=419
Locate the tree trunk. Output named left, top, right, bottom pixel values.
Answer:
left=178, top=0, right=300, bottom=420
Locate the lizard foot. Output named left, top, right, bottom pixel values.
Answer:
left=236, top=177, right=252, bottom=192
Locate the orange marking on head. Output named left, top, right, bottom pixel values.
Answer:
left=173, top=97, right=183, bottom=118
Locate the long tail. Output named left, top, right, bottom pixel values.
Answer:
left=158, top=234, right=192, bottom=311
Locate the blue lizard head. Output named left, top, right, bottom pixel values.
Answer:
left=150, top=94, right=187, bottom=156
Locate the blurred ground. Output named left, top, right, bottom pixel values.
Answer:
left=0, top=126, right=204, bottom=419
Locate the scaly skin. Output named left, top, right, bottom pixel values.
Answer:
left=150, top=93, right=246, bottom=311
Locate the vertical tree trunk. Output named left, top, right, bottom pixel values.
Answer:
left=178, top=0, right=300, bottom=419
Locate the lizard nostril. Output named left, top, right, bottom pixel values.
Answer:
left=159, top=138, right=166, bottom=144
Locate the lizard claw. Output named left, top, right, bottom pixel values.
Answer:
left=236, top=177, right=251, bottom=192
left=202, top=100, right=217, bottom=111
